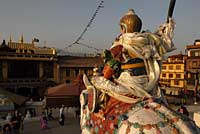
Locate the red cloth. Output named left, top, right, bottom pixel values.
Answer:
left=102, top=65, right=114, bottom=79
left=88, top=97, right=132, bottom=134
left=110, top=45, right=124, bottom=62
left=40, top=117, right=48, bottom=130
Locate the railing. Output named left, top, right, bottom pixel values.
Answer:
left=0, top=78, right=55, bottom=87
left=0, top=52, right=57, bottom=61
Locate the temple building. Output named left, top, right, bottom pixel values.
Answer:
left=0, top=36, right=58, bottom=101
left=0, top=36, right=103, bottom=108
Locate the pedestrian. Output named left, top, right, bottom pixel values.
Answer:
left=75, top=107, right=80, bottom=119
left=47, top=109, right=54, bottom=120
left=177, top=105, right=189, bottom=117
left=40, top=112, right=48, bottom=130
left=10, top=110, right=23, bottom=134
left=44, top=108, right=48, bottom=120
left=3, top=124, right=12, bottom=134
left=59, top=105, right=65, bottom=126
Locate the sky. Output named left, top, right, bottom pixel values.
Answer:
left=0, top=0, right=200, bottom=54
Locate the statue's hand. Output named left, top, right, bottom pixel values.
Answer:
left=155, top=17, right=175, bottom=36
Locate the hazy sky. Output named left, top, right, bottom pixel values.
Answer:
left=0, top=0, right=200, bottom=54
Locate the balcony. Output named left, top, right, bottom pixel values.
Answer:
left=0, top=52, right=57, bottom=61
left=0, top=78, right=55, bottom=88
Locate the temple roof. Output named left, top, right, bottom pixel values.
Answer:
left=46, top=83, right=81, bottom=97
left=0, top=40, right=16, bottom=52
left=45, top=83, right=82, bottom=107
left=58, top=55, right=103, bottom=67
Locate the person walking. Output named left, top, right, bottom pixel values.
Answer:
left=2, top=124, right=12, bottom=134
left=59, top=105, right=65, bottom=126
left=10, top=110, right=23, bottom=134
left=40, top=112, right=48, bottom=130
left=177, top=105, right=189, bottom=117
left=47, top=109, right=54, bottom=120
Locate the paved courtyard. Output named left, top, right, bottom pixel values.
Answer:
left=3, top=103, right=199, bottom=134
left=23, top=117, right=81, bottom=134
left=22, top=104, right=200, bottom=134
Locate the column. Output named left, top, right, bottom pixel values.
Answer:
left=2, top=61, right=8, bottom=81
left=39, top=62, right=44, bottom=79
left=53, top=62, right=59, bottom=83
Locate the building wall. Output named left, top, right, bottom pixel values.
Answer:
left=186, top=39, right=200, bottom=91
left=160, top=39, right=200, bottom=95
left=57, top=56, right=103, bottom=84
left=159, top=54, right=187, bottom=96
left=59, top=67, right=93, bottom=84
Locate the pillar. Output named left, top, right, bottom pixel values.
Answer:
left=39, top=62, right=44, bottom=79
left=2, top=61, right=8, bottom=81
left=53, top=62, right=59, bottom=83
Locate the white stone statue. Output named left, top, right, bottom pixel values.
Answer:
left=25, top=110, right=31, bottom=120
left=80, top=9, right=200, bottom=134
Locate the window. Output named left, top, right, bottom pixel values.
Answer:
left=192, top=61, right=197, bottom=68
left=162, top=73, right=166, bottom=77
left=66, top=69, right=70, bottom=76
left=174, top=80, right=179, bottom=85
left=176, top=65, right=181, bottom=70
left=169, top=74, right=173, bottom=78
left=194, top=51, right=200, bottom=56
left=187, top=73, right=191, bottom=79
left=162, top=66, right=166, bottom=70
left=168, top=65, right=173, bottom=70
left=66, top=80, right=70, bottom=83
left=176, top=74, right=181, bottom=78
left=75, top=69, right=79, bottom=76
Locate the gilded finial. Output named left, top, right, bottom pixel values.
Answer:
left=20, top=35, right=24, bottom=43
left=9, top=35, right=12, bottom=43
left=125, top=9, right=136, bottom=16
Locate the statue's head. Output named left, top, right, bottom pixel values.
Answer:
left=119, top=9, right=142, bottom=33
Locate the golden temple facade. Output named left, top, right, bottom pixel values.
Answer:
left=0, top=36, right=58, bottom=100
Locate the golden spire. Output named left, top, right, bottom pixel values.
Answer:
left=9, top=35, right=12, bottom=43
left=20, top=35, right=24, bottom=43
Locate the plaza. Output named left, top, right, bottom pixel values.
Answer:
left=23, top=116, right=80, bottom=134
left=20, top=104, right=200, bottom=134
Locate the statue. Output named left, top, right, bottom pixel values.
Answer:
left=25, top=110, right=31, bottom=120
left=80, top=8, right=200, bottom=134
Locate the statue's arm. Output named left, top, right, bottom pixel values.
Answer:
left=154, top=18, right=176, bottom=54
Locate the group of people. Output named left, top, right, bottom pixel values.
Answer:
left=40, top=107, right=55, bottom=130
left=1, top=106, right=66, bottom=133
left=39, top=104, right=65, bottom=130
left=2, top=110, right=23, bottom=134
